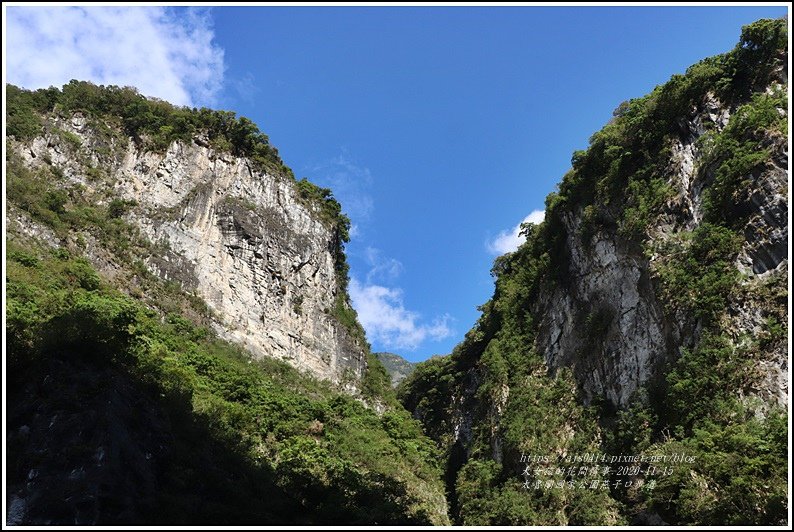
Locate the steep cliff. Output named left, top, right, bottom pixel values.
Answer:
left=400, top=18, right=788, bottom=526
left=6, top=83, right=448, bottom=525
left=4, top=17, right=789, bottom=528
left=8, top=103, right=365, bottom=385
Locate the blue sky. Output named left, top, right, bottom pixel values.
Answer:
left=6, top=5, right=788, bottom=362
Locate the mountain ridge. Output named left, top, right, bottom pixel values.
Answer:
left=374, top=352, right=417, bottom=386
left=399, top=17, right=788, bottom=526
left=5, top=81, right=449, bottom=525
left=4, top=16, right=789, bottom=527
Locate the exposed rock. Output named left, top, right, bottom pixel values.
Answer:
left=14, top=121, right=366, bottom=385
left=536, top=223, right=669, bottom=406
left=535, top=88, right=788, bottom=408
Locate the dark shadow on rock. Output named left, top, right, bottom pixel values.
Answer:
left=6, top=341, right=306, bottom=525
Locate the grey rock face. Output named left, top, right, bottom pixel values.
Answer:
left=534, top=90, right=788, bottom=408
left=16, top=117, right=366, bottom=385
left=536, top=227, right=668, bottom=407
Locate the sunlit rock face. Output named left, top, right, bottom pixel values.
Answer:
left=16, top=115, right=366, bottom=385
left=534, top=89, right=788, bottom=407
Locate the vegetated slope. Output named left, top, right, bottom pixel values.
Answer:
left=5, top=82, right=448, bottom=525
left=375, top=352, right=417, bottom=386
left=399, top=18, right=788, bottom=526
left=7, top=80, right=367, bottom=385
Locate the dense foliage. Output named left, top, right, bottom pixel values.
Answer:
left=4, top=17, right=787, bottom=527
left=6, top=240, right=447, bottom=524
left=653, top=223, right=742, bottom=324
left=402, top=230, right=624, bottom=525
left=7, top=81, right=288, bottom=175
left=6, top=79, right=364, bottom=359
left=400, top=18, right=788, bottom=526
left=6, top=80, right=444, bottom=524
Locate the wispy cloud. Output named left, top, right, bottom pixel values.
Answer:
left=307, top=152, right=374, bottom=230
left=310, top=153, right=452, bottom=351
left=350, top=278, right=452, bottom=351
left=230, top=71, right=259, bottom=105
left=363, top=247, right=403, bottom=284
left=488, top=210, right=545, bottom=255
left=349, top=247, right=452, bottom=351
left=6, top=6, right=225, bottom=107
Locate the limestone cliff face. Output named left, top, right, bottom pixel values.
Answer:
left=399, top=19, right=788, bottom=525
left=535, top=89, right=788, bottom=408
left=14, top=115, right=366, bottom=385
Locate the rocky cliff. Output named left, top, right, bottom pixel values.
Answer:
left=535, top=87, right=788, bottom=407
left=6, top=83, right=448, bottom=525
left=400, top=18, right=788, bottom=526
left=4, top=17, right=789, bottom=528
left=9, top=107, right=366, bottom=386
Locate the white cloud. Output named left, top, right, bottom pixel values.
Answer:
left=350, top=278, right=452, bottom=351
left=348, top=246, right=452, bottom=351
left=230, top=71, right=259, bottom=105
left=488, top=210, right=545, bottom=255
left=363, top=247, right=403, bottom=283
left=307, top=152, right=374, bottom=231
left=308, top=154, right=451, bottom=351
left=6, top=6, right=224, bottom=107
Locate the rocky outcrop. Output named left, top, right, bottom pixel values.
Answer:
left=401, top=20, right=789, bottom=526
left=14, top=116, right=366, bottom=385
left=535, top=228, right=668, bottom=407
left=534, top=88, right=788, bottom=408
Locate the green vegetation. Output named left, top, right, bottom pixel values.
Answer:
left=401, top=212, right=626, bottom=524
left=700, top=88, right=787, bottom=226
left=295, top=178, right=351, bottom=242
left=6, top=240, right=447, bottom=524
left=652, top=223, right=742, bottom=324
left=397, top=354, right=460, bottom=444
left=645, top=407, right=787, bottom=525
left=361, top=353, right=393, bottom=404
left=7, top=150, right=146, bottom=261
left=584, top=306, right=614, bottom=339
left=5, top=17, right=787, bottom=526
left=6, top=79, right=366, bottom=354
left=53, top=127, right=83, bottom=151
left=6, top=81, right=291, bottom=177
left=400, top=18, right=787, bottom=526
left=402, top=230, right=624, bottom=524
left=619, top=178, right=674, bottom=240
left=6, top=78, right=444, bottom=525
left=108, top=198, right=137, bottom=219
left=542, top=18, right=787, bottom=250
left=6, top=148, right=208, bottom=323
left=665, top=332, right=754, bottom=434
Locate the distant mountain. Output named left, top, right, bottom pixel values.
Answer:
left=374, top=353, right=416, bottom=386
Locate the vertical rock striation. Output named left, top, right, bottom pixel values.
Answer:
left=399, top=18, right=788, bottom=526
left=15, top=116, right=366, bottom=385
